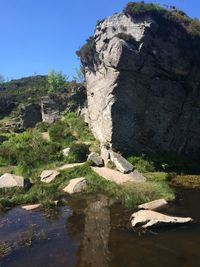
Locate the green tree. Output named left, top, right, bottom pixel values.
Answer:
left=48, top=69, right=68, bottom=93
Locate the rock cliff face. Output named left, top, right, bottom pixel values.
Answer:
left=78, top=9, right=200, bottom=158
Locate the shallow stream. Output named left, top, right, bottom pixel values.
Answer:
left=0, top=188, right=200, bottom=267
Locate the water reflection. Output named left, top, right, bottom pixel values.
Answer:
left=68, top=195, right=111, bottom=267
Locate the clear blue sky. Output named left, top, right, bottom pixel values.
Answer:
left=0, top=0, right=199, bottom=80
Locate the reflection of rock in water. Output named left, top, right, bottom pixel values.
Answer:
left=78, top=195, right=110, bottom=267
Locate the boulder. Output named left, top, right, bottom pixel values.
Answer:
left=0, top=173, right=24, bottom=188
left=78, top=5, right=200, bottom=159
left=138, top=199, right=168, bottom=210
left=88, top=152, right=104, bottom=167
left=63, top=177, right=87, bottom=194
left=40, top=170, right=60, bottom=183
left=130, top=210, right=192, bottom=228
left=62, top=147, right=70, bottom=156
left=110, top=151, right=133, bottom=173
left=20, top=103, right=42, bottom=128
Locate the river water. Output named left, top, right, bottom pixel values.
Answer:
left=0, top=188, right=200, bottom=267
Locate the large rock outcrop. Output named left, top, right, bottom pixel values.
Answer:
left=78, top=4, right=200, bottom=159
left=41, top=87, right=86, bottom=123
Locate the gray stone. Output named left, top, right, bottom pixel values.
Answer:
left=138, top=199, right=168, bottom=210
left=130, top=210, right=192, bottom=228
left=63, top=177, right=87, bottom=194
left=20, top=103, right=42, bottom=128
left=78, top=11, right=200, bottom=159
left=88, top=152, right=104, bottom=167
left=110, top=151, right=133, bottom=173
left=40, top=170, right=60, bottom=183
left=0, top=173, right=24, bottom=188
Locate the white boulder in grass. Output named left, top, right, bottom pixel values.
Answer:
left=0, top=173, right=24, bottom=188
left=63, top=177, right=87, bottom=194
left=40, top=170, right=60, bottom=183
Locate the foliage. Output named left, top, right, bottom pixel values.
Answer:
left=124, top=2, right=200, bottom=37
left=127, top=155, right=155, bottom=173
left=106, top=160, right=116, bottom=170
left=127, top=152, right=200, bottom=174
left=76, top=36, right=99, bottom=69
left=66, top=143, right=90, bottom=163
left=0, top=75, right=49, bottom=104
left=35, top=121, right=50, bottom=132
left=48, top=69, right=68, bottom=93
left=0, top=130, right=63, bottom=176
left=63, top=112, right=95, bottom=142
left=48, top=120, right=75, bottom=146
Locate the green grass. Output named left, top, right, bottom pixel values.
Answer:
left=0, top=163, right=175, bottom=210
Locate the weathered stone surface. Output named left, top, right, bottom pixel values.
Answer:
left=80, top=107, right=89, bottom=124
left=0, top=173, right=24, bottom=188
left=138, top=199, right=168, bottom=210
left=129, top=170, right=146, bottom=182
left=92, top=167, right=145, bottom=184
left=40, top=170, right=60, bottom=183
left=0, top=96, right=16, bottom=118
left=62, top=147, right=70, bottom=156
left=41, top=88, right=87, bottom=124
left=79, top=12, right=200, bottom=159
left=20, top=103, right=42, bottom=128
left=63, top=177, right=87, bottom=194
left=130, top=210, right=192, bottom=228
left=41, top=95, right=63, bottom=124
left=88, top=152, right=104, bottom=167
left=110, top=151, right=133, bottom=173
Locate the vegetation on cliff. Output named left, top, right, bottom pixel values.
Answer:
left=124, top=2, right=200, bottom=37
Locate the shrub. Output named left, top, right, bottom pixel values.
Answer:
left=76, top=36, right=100, bottom=69
left=63, top=112, right=95, bottom=142
left=0, top=130, right=63, bottom=176
left=127, top=155, right=155, bottom=173
left=67, top=143, right=90, bottom=163
left=123, top=2, right=200, bottom=37
left=36, top=122, right=50, bottom=132
left=48, top=121, right=75, bottom=146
